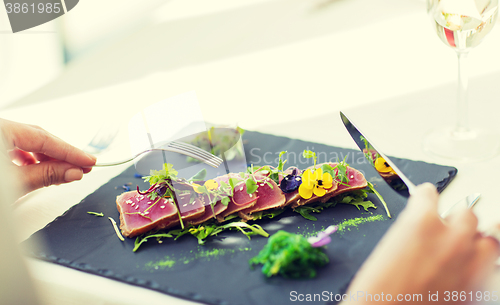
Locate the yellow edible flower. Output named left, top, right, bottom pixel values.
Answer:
left=193, top=179, right=219, bottom=193
left=298, top=168, right=333, bottom=199
left=204, top=179, right=219, bottom=190
left=374, top=157, right=395, bottom=174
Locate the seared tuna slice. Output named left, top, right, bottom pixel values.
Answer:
left=155, top=193, right=205, bottom=230
left=116, top=191, right=178, bottom=238
left=217, top=180, right=258, bottom=221
left=187, top=199, right=228, bottom=226
left=318, top=163, right=367, bottom=203
left=239, top=178, right=285, bottom=215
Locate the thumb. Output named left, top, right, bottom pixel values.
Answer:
left=15, top=161, right=84, bottom=194
left=407, top=183, right=439, bottom=210
left=399, top=183, right=440, bottom=222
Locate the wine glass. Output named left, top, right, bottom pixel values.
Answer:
left=424, top=0, right=500, bottom=162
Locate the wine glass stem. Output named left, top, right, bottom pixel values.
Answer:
left=456, top=50, right=469, bottom=134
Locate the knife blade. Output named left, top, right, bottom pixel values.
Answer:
left=340, top=111, right=416, bottom=197
left=340, top=111, right=480, bottom=216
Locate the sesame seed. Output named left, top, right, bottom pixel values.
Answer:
left=350, top=175, right=354, bottom=179
left=147, top=201, right=152, bottom=204
left=295, top=177, right=301, bottom=181
left=160, top=205, right=165, bottom=209
left=144, top=211, right=149, bottom=215
left=240, top=186, right=243, bottom=191
left=131, top=203, right=135, bottom=207
left=183, top=204, right=188, bottom=207
left=158, top=240, right=163, bottom=244
left=135, top=205, right=139, bottom=210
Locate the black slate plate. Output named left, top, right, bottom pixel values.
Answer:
left=23, top=131, right=457, bottom=305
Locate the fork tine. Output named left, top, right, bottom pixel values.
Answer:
left=169, top=141, right=219, bottom=159
left=165, top=147, right=221, bottom=168
left=168, top=141, right=223, bottom=164
left=165, top=143, right=222, bottom=167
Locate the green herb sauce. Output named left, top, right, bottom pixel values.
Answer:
left=336, top=215, right=385, bottom=234
left=145, top=247, right=252, bottom=271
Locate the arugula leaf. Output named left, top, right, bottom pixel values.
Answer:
left=229, top=177, right=239, bottom=190
left=246, top=178, right=258, bottom=194
left=367, top=182, right=391, bottom=218
left=293, top=189, right=377, bottom=220
left=294, top=206, right=323, bottom=221
left=133, top=232, right=174, bottom=252
left=221, top=196, right=230, bottom=206
left=133, top=218, right=271, bottom=250
left=220, top=222, right=269, bottom=239
left=269, top=172, right=280, bottom=185
left=188, top=226, right=217, bottom=244
left=320, top=163, right=336, bottom=178
left=250, top=209, right=285, bottom=221
left=347, top=200, right=377, bottom=212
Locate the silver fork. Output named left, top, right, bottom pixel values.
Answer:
left=93, top=141, right=223, bottom=168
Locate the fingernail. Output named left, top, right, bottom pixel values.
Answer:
left=65, top=168, right=83, bottom=182
left=86, top=153, right=97, bottom=163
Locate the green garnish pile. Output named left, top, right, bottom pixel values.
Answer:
left=249, top=230, right=329, bottom=278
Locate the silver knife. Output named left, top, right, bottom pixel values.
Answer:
left=340, top=111, right=415, bottom=197
left=340, top=111, right=480, bottom=215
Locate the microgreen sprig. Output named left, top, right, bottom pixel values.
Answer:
left=302, top=150, right=317, bottom=168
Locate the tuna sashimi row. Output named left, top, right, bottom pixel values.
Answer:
left=116, top=162, right=367, bottom=238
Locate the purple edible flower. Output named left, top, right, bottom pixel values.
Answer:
left=308, top=225, right=338, bottom=247
left=155, top=185, right=168, bottom=197
left=280, top=174, right=302, bottom=193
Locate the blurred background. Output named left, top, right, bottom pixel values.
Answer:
left=1, top=0, right=440, bottom=110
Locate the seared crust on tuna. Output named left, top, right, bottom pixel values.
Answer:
left=116, top=191, right=178, bottom=237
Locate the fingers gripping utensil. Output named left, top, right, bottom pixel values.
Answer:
left=340, top=111, right=480, bottom=215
